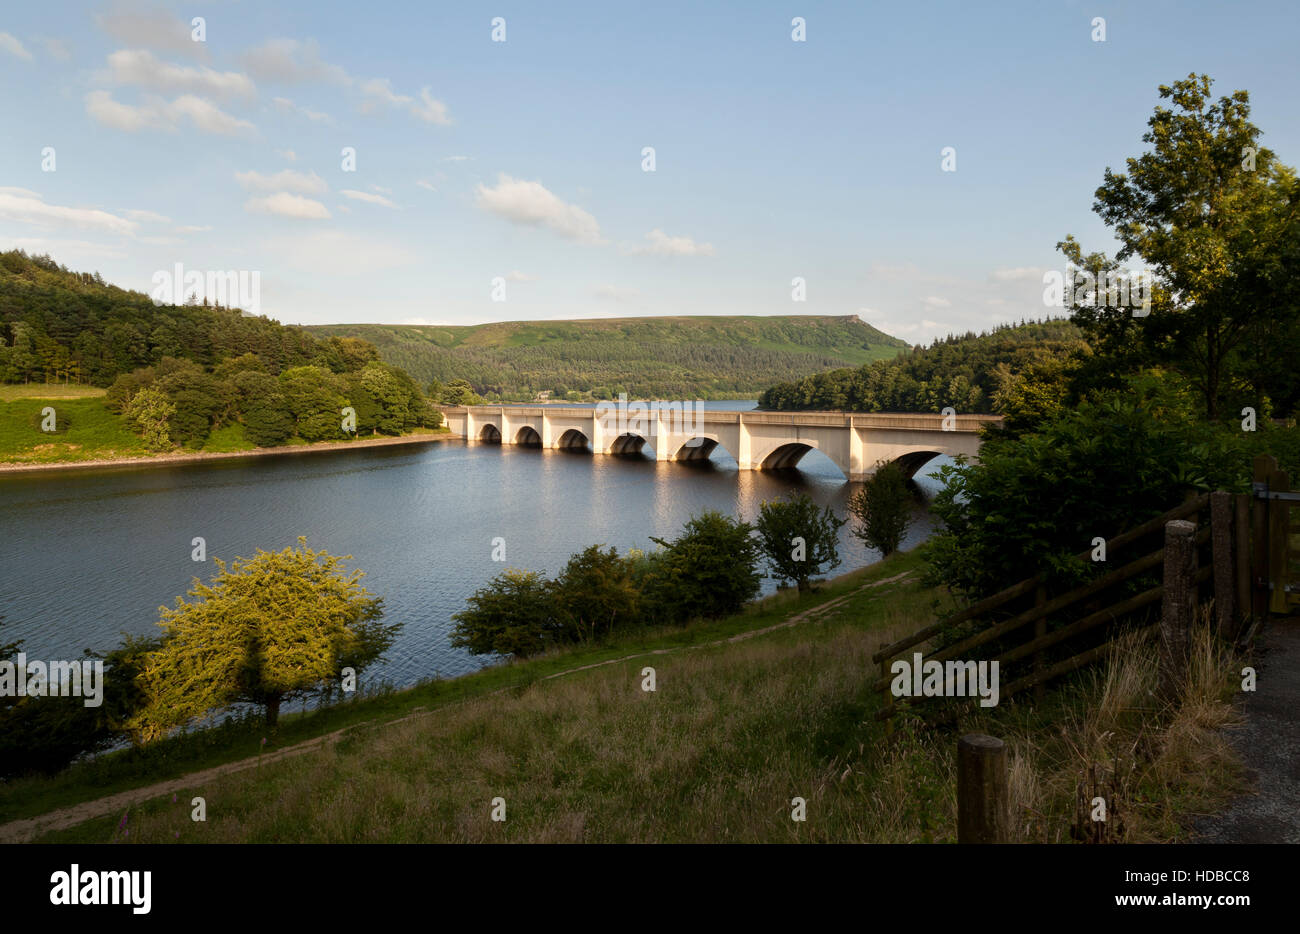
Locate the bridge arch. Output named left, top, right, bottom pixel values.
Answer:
left=514, top=425, right=542, bottom=447
left=751, top=439, right=850, bottom=479
left=478, top=423, right=502, bottom=443
left=608, top=432, right=651, bottom=456
left=889, top=449, right=946, bottom=479
left=672, top=435, right=728, bottom=462
left=555, top=428, right=591, bottom=451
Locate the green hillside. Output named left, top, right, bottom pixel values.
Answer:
left=759, top=319, right=1086, bottom=415
left=308, top=315, right=908, bottom=401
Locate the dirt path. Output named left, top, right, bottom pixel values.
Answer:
left=0, top=572, right=910, bottom=843
left=1194, top=616, right=1300, bottom=843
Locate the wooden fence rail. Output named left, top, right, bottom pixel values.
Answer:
left=878, top=452, right=1299, bottom=727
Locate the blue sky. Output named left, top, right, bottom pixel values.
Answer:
left=1, top=0, right=1297, bottom=343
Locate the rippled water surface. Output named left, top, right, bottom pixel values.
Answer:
left=0, top=402, right=950, bottom=687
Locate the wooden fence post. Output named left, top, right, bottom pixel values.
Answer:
left=1159, top=519, right=1197, bottom=704
left=1211, top=491, right=1235, bottom=638
left=879, top=646, right=893, bottom=736
left=1252, top=455, right=1276, bottom=619
left=1234, top=492, right=1251, bottom=639
left=957, top=734, right=1009, bottom=843
left=1268, top=466, right=1291, bottom=615
left=1033, top=585, right=1047, bottom=704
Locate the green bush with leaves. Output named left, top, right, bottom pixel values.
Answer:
left=553, top=545, right=641, bottom=643
left=849, top=461, right=912, bottom=556
left=924, top=373, right=1292, bottom=602
left=450, top=569, right=560, bottom=658
left=122, top=385, right=175, bottom=451
left=129, top=539, right=399, bottom=738
left=0, top=624, right=161, bottom=778
left=754, top=494, right=845, bottom=594
left=647, top=510, right=763, bottom=621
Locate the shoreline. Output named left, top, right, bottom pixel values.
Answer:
left=0, top=431, right=459, bottom=476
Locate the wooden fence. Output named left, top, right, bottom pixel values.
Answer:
left=873, top=453, right=1299, bottom=728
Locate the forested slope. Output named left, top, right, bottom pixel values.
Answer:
left=311, top=316, right=908, bottom=401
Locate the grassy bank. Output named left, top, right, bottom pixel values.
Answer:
left=0, top=391, right=452, bottom=469
left=3, top=548, right=1247, bottom=844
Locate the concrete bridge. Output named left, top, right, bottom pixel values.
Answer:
left=441, top=404, right=1000, bottom=482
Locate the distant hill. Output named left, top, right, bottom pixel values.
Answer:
left=308, top=315, right=908, bottom=401
left=758, top=319, right=1086, bottom=414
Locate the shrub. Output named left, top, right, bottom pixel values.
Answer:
left=754, top=493, right=845, bottom=594
left=849, top=461, right=912, bottom=556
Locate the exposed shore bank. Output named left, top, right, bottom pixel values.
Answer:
left=0, top=431, right=456, bottom=476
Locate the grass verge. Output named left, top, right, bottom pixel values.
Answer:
left=5, top=551, right=1249, bottom=844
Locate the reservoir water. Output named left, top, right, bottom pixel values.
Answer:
left=0, top=402, right=949, bottom=688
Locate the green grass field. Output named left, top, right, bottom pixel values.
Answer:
left=0, top=395, right=145, bottom=464
left=6, top=548, right=1245, bottom=845
left=0, top=384, right=107, bottom=402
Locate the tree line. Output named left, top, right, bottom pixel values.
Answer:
left=0, top=249, right=441, bottom=448
left=758, top=319, right=1086, bottom=415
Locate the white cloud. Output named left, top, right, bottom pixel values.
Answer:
left=241, top=38, right=350, bottom=85
left=276, top=149, right=297, bottom=162
left=105, top=49, right=255, bottom=100
left=370, top=184, right=392, bottom=194
left=244, top=193, right=331, bottom=220
left=236, top=169, right=327, bottom=195
left=168, top=94, right=255, bottom=134
left=123, top=209, right=170, bottom=224
left=411, top=87, right=451, bottom=125
left=624, top=228, right=715, bottom=257
left=271, top=96, right=333, bottom=124
left=358, top=77, right=410, bottom=110
left=443, top=155, right=470, bottom=162
left=475, top=174, right=603, bottom=244
left=97, top=3, right=205, bottom=57
left=85, top=90, right=254, bottom=135
left=340, top=189, right=398, bottom=208
left=0, top=188, right=137, bottom=235
left=416, top=179, right=437, bottom=192
left=354, top=77, right=451, bottom=125
left=923, top=295, right=952, bottom=308
left=85, top=89, right=157, bottom=131
left=174, top=224, right=212, bottom=234
left=0, top=32, right=33, bottom=61
left=505, top=270, right=535, bottom=282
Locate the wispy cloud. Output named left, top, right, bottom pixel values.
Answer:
left=475, top=174, right=603, bottom=244
left=244, top=193, right=331, bottom=220
left=97, top=2, right=206, bottom=58
left=85, top=90, right=255, bottom=135
left=340, top=189, right=398, bottom=208
left=104, top=49, right=255, bottom=100
left=623, top=229, right=715, bottom=257
left=0, top=188, right=137, bottom=235
left=0, top=32, right=32, bottom=61
left=235, top=169, right=327, bottom=195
